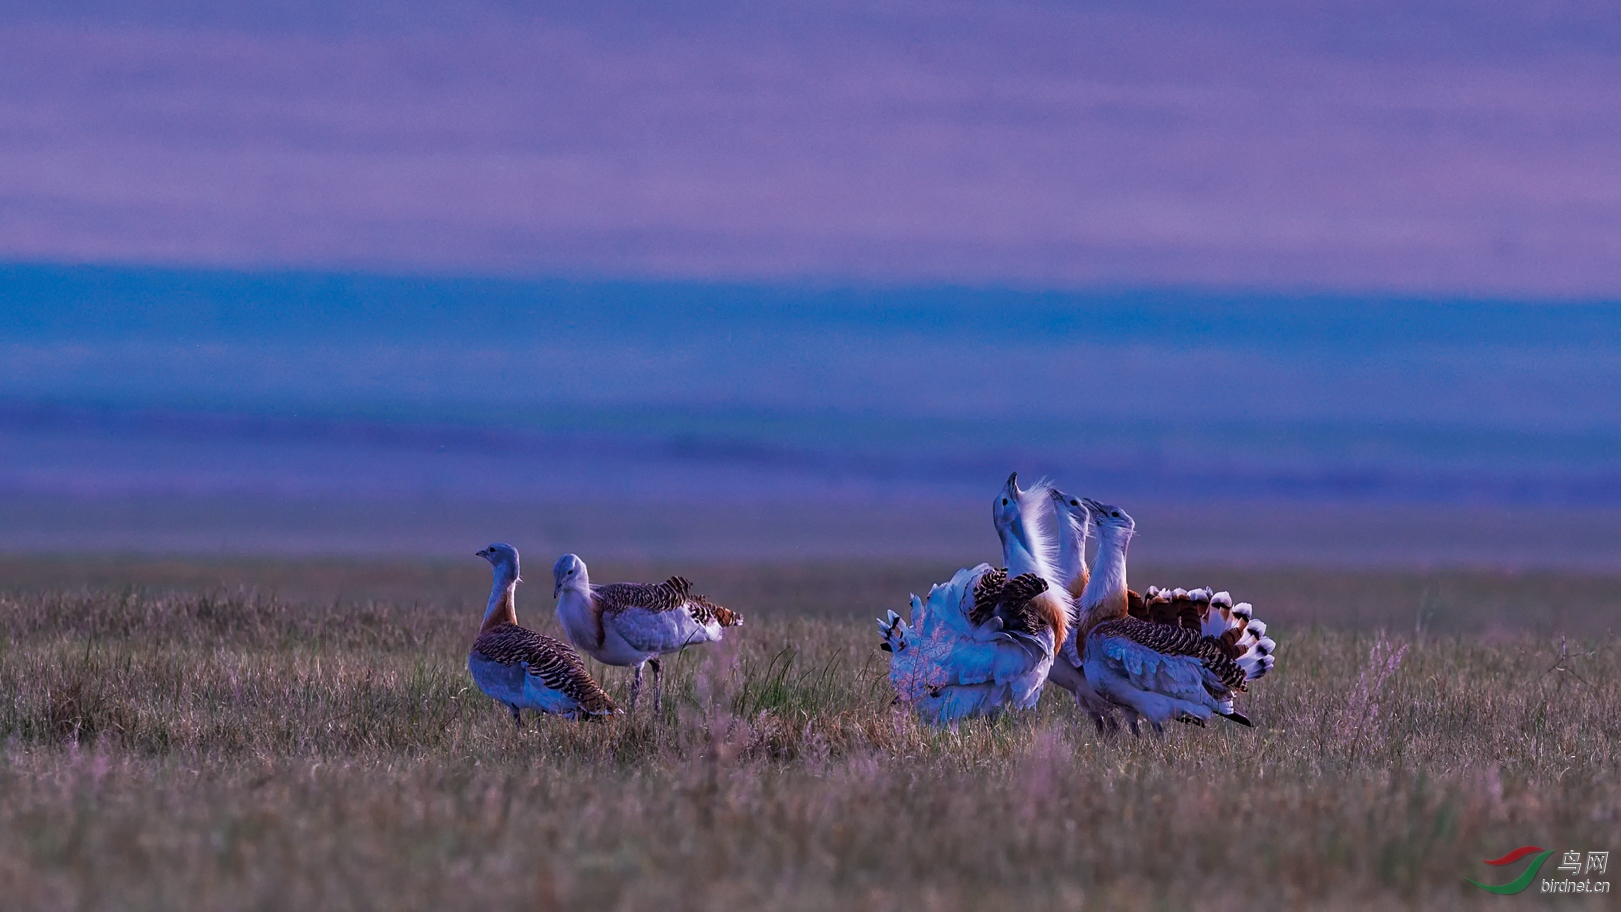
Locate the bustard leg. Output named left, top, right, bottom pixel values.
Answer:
left=509, top=704, right=522, bottom=731
left=1124, top=708, right=1142, bottom=738
left=1089, top=709, right=1122, bottom=736
left=628, top=662, right=645, bottom=715
left=1077, top=694, right=1105, bottom=734
left=1077, top=692, right=1120, bottom=736
left=1089, top=709, right=1115, bottom=738
left=649, top=658, right=663, bottom=716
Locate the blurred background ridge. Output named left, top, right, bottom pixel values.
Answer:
left=2, top=2, right=1617, bottom=565
left=3, top=265, right=1617, bottom=566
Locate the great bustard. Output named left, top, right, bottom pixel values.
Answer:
left=878, top=473, right=1070, bottom=724
left=552, top=554, right=742, bottom=715
left=1073, top=501, right=1275, bottom=735
left=1041, top=487, right=1122, bottom=733
left=469, top=543, right=620, bottom=726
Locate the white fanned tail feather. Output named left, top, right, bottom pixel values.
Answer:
left=1167, top=589, right=1277, bottom=680
left=1214, top=592, right=1277, bottom=682
left=878, top=564, right=1056, bottom=725
left=1138, top=585, right=1278, bottom=682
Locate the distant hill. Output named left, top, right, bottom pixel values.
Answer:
left=2, top=263, right=1618, bottom=560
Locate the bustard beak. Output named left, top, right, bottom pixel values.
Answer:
left=1004, top=471, right=1022, bottom=495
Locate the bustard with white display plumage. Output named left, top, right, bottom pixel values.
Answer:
left=878, top=473, right=1071, bottom=724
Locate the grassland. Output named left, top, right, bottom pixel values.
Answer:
left=0, top=558, right=1618, bottom=910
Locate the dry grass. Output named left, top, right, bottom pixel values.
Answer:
left=0, top=562, right=1617, bottom=910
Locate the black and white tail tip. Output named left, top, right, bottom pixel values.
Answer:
left=878, top=609, right=907, bottom=653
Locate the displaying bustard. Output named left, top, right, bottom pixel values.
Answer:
left=878, top=473, right=1070, bottom=723
left=1074, top=501, right=1275, bottom=734
left=552, top=553, right=743, bottom=715
left=1042, top=487, right=1122, bottom=733
left=469, top=543, right=620, bottom=726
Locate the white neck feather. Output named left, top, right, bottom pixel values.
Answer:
left=1077, top=525, right=1130, bottom=617
left=562, top=561, right=591, bottom=594
left=999, top=483, right=1062, bottom=589
left=1053, top=510, right=1090, bottom=592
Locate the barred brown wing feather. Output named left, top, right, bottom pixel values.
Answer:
left=530, top=649, right=619, bottom=714
left=998, top=573, right=1054, bottom=637
left=472, top=625, right=619, bottom=713
left=1141, top=588, right=1236, bottom=642
left=968, top=567, right=1009, bottom=627
left=1000, top=572, right=1049, bottom=606
left=1092, top=617, right=1248, bottom=692
left=593, top=580, right=687, bottom=611
left=593, top=577, right=742, bottom=629
left=964, top=569, right=1055, bottom=636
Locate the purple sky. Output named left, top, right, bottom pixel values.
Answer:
left=3, top=1, right=1619, bottom=296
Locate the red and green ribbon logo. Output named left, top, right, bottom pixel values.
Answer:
left=1467, top=846, right=1554, bottom=894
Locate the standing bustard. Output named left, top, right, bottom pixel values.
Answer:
left=552, top=554, right=742, bottom=715
left=469, top=543, right=620, bottom=726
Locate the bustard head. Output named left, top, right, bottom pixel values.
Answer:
left=1081, top=499, right=1134, bottom=540
left=552, top=553, right=586, bottom=598
left=1050, top=487, right=1091, bottom=537
left=992, top=472, right=1029, bottom=540
left=993, top=472, right=1063, bottom=577
left=476, top=542, right=521, bottom=581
